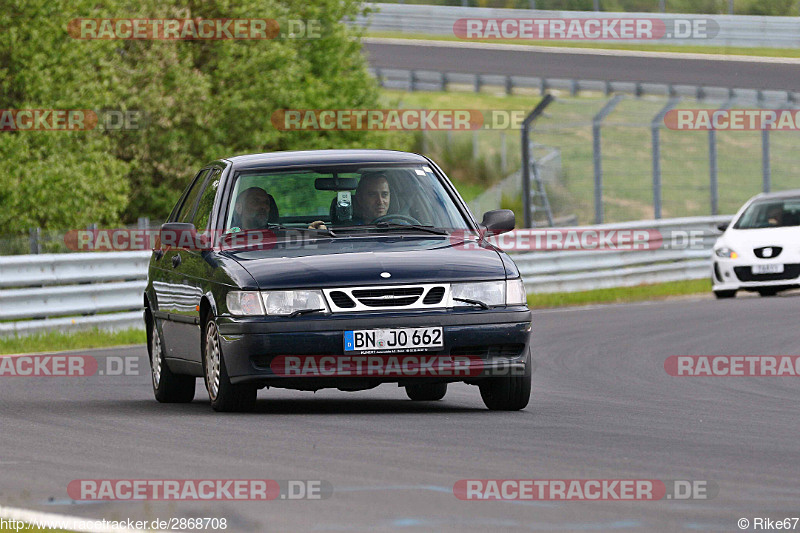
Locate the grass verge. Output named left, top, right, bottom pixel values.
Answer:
left=527, top=278, right=711, bottom=309
left=368, top=32, right=800, bottom=58
left=0, top=328, right=145, bottom=355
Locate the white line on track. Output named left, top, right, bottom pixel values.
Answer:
left=364, top=37, right=800, bottom=65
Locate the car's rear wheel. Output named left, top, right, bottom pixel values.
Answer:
left=203, top=317, right=257, bottom=412
left=148, top=316, right=195, bottom=403
left=714, top=290, right=737, bottom=299
left=405, top=383, right=447, bottom=401
left=758, top=288, right=779, bottom=297
left=479, top=351, right=532, bottom=411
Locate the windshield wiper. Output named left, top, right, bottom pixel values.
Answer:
left=367, top=223, right=449, bottom=235
left=453, top=297, right=490, bottom=310
left=287, top=308, right=325, bottom=318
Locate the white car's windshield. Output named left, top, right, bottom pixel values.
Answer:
left=734, top=198, right=800, bottom=229
left=225, top=164, right=469, bottom=232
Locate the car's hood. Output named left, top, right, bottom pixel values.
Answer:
left=220, top=236, right=506, bottom=289
left=720, top=227, right=800, bottom=249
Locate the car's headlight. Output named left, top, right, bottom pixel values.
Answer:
left=505, top=278, right=527, bottom=305
left=451, top=281, right=505, bottom=307
left=226, top=291, right=266, bottom=316
left=715, top=247, right=738, bottom=259
left=262, top=290, right=330, bottom=316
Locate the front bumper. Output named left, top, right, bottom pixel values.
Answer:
left=712, top=259, right=800, bottom=291
left=216, top=307, right=532, bottom=387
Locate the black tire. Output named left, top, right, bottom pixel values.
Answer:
left=714, top=290, right=737, bottom=299
left=406, top=382, right=447, bottom=401
left=148, top=315, right=195, bottom=403
left=758, top=288, right=779, bottom=297
left=479, top=351, right=532, bottom=411
left=203, top=317, right=257, bottom=413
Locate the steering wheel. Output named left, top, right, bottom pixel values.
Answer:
left=372, top=213, right=421, bottom=225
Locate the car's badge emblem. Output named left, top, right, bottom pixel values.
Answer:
left=380, top=272, right=391, bottom=278
left=763, top=248, right=773, bottom=258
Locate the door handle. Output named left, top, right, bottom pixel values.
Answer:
left=172, top=254, right=181, bottom=268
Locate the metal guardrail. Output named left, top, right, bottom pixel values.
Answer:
left=369, top=66, right=800, bottom=104
left=512, top=215, right=732, bottom=293
left=0, top=251, right=150, bottom=336
left=356, top=4, right=800, bottom=49
left=0, top=216, right=731, bottom=335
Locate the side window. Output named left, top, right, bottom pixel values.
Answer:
left=176, top=169, right=209, bottom=223
left=192, top=169, right=221, bottom=231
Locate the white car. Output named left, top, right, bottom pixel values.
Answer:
left=712, top=190, right=800, bottom=298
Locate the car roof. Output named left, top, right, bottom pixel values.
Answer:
left=751, top=189, right=800, bottom=202
left=222, top=150, right=429, bottom=171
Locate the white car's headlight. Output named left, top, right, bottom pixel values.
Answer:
left=226, top=291, right=266, bottom=316
left=262, top=290, right=330, bottom=316
left=505, top=278, right=527, bottom=305
left=715, top=247, right=738, bottom=259
left=451, top=281, right=505, bottom=307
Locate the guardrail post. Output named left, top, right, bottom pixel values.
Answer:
left=651, top=97, right=680, bottom=220
left=521, top=94, right=555, bottom=228
left=410, top=70, right=417, bottom=92
left=29, top=227, right=41, bottom=255
left=441, top=72, right=447, bottom=91
left=505, top=75, right=513, bottom=95
left=592, top=95, right=623, bottom=224
left=474, top=74, right=481, bottom=93
left=374, top=68, right=383, bottom=88
left=137, top=217, right=149, bottom=230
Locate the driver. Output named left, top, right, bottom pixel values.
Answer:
left=353, top=172, right=391, bottom=224
left=232, top=187, right=275, bottom=230
left=308, top=172, right=392, bottom=230
left=766, top=204, right=784, bottom=226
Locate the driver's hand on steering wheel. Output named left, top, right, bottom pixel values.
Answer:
left=308, top=220, right=327, bottom=230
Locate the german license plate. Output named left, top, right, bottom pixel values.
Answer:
left=344, top=327, right=443, bottom=354
left=752, top=264, right=784, bottom=275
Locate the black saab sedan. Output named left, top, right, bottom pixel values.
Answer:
left=144, top=150, right=532, bottom=412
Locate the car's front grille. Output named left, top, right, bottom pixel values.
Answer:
left=352, top=287, right=424, bottom=307
left=734, top=264, right=800, bottom=282
left=323, top=284, right=451, bottom=312
left=423, top=286, right=446, bottom=305
left=754, top=246, right=783, bottom=259
left=329, top=291, right=356, bottom=308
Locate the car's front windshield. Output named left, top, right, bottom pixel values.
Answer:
left=733, top=198, right=800, bottom=229
left=224, top=164, right=470, bottom=234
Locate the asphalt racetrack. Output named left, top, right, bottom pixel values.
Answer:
left=1, top=293, right=798, bottom=531
left=363, top=38, right=800, bottom=92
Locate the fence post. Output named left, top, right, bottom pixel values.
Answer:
left=592, top=95, right=624, bottom=224
left=709, top=98, right=734, bottom=216
left=500, top=131, right=507, bottom=174
left=762, top=129, right=771, bottom=192
left=29, top=227, right=41, bottom=255
left=651, top=97, right=680, bottom=220
left=521, top=94, right=554, bottom=228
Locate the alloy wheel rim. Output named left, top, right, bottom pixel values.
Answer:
left=151, top=322, right=162, bottom=389
left=205, top=322, right=221, bottom=400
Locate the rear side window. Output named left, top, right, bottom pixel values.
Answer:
left=193, top=169, right=221, bottom=231
left=175, top=169, right=209, bottom=223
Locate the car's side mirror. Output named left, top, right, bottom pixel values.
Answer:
left=160, top=222, right=210, bottom=250
left=717, top=222, right=729, bottom=232
left=481, top=209, right=515, bottom=236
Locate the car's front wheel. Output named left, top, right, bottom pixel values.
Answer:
left=479, top=351, right=532, bottom=411
left=148, top=316, right=195, bottom=403
left=406, top=383, right=447, bottom=401
left=203, top=317, right=257, bottom=412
